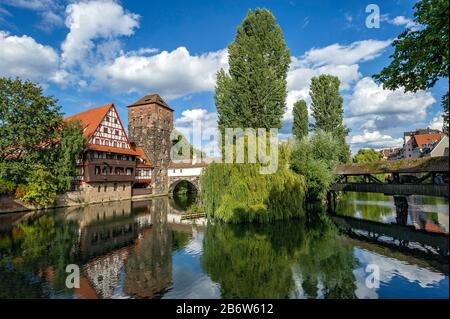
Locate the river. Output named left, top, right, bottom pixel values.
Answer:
left=0, top=192, right=448, bottom=299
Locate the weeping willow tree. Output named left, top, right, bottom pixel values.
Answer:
left=200, top=142, right=306, bottom=223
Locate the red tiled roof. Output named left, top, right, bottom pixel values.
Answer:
left=414, top=133, right=444, bottom=149
left=127, top=93, right=173, bottom=111
left=87, top=143, right=140, bottom=156
left=132, top=146, right=153, bottom=167
left=64, top=104, right=113, bottom=138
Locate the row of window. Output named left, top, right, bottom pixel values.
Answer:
left=91, top=151, right=134, bottom=161
left=97, top=183, right=127, bottom=192
left=102, top=127, right=121, bottom=135
left=136, top=169, right=151, bottom=177
left=94, top=138, right=127, bottom=149
left=94, top=166, right=134, bottom=175
left=105, top=115, right=118, bottom=124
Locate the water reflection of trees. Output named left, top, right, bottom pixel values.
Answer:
left=0, top=215, right=78, bottom=298
left=201, top=216, right=358, bottom=299
left=337, top=192, right=394, bottom=222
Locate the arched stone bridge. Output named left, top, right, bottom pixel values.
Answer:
left=167, top=160, right=213, bottom=193
left=168, top=175, right=201, bottom=193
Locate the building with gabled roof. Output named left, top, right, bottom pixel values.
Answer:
left=402, top=128, right=445, bottom=159
left=64, top=103, right=153, bottom=202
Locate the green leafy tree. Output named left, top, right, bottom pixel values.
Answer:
left=0, top=77, right=62, bottom=183
left=20, top=166, right=58, bottom=208
left=55, top=120, right=86, bottom=191
left=290, top=131, right=343, bottom=202
left=353, top=149, right=382, bottom=163
left=373, top=0, right=449, bottom=132
left=292, top=100, right=308, bottom=139
left=215, top=8, right=290, bottom=132
left=309, top=75, right=350, bottom=162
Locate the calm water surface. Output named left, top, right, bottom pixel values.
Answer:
left=0, top=192, right=448, bottom=299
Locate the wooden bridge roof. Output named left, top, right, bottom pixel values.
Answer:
left=335, top=156, right=449, bottom=175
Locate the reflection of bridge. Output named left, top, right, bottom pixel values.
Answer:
left=331, top=157, right=449, bottom=198
left=332, top=214, right=449, bottom=259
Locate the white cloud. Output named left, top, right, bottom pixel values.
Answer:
left=298, top=40, right=391, bottom=67
left=1, top=0, right=57, bottom=11
left=385, top=15, right=418, bottom=30
left=61, top=0, right=139, bottom=67
left=350, top=130, right=403, bottom=149
left=284, top=39, right=391, bottom=121
left=428, top=112, right=444, bottom=131
left=93, top=47, right=228, bottom=99
left=174, top=108, right=220, bottom=156
left=348, top=77, right=435, bottom=121
left=0, top=31, right=59, bottom=81
left=2, top=0, right=64, bottom=31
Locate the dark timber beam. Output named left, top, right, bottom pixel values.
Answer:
left=330, top=183, right=449, bottom=198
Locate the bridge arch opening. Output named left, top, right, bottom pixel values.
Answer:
left=170, top=180, right=198, bottom=211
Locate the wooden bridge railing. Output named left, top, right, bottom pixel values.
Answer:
left=332, top=156, right=449, bottom=198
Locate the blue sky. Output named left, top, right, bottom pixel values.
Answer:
left=0, top=0, right=447, bottom=154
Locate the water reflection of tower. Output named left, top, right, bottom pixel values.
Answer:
left=123, top=197, right=172, bottom=298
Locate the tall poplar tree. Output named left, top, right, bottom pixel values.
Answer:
left=309, top=74, right=350, bottom=162
left=215, top=8, right=291, bottom=132
left=292, top=100, right=308, bottom=139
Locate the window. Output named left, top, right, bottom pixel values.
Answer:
left=114, top=183, right=117, bottom=191
left=106, top=116, right=110, bottom=122
left=123, top=185, right=126, bottom=191
left=95, top=166, right=100, bottom=175
left=113, top=142, right=117, bottom=147
left=115, top=129, right=119, bottom=136
left=104, top=185, right=107, bottom=192
left=98, top=186, right=101, bottom=192
left=95, top=138, right=100, bottom=144
left=104, top=127, right=108, bottom=133
left=114, top=118, right=118, bottom=124
left=122, top=143, right=125, bottom=148
left=180, top=169, right=183, bottom=173
left=105, top=140, right=109, bottom=146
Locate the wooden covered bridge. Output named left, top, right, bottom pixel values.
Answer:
left=331, top=156, right=449, bottom=198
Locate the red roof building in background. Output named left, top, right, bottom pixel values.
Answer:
left=414, top=133, right=445, bottom=151
left=65, top=103, right=152, bottom=198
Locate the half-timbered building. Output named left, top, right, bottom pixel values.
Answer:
left=64, top=103, right=153, bottom=201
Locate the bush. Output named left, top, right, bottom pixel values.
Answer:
left=290, top=130, right=343, bottom=202
left=201, top=143, right=306, bottom=223
left=20, top=166, right=57, bottom=208
left=0, top=179, right=16, bottom=195
left=14, top=185, right=28, bottom=199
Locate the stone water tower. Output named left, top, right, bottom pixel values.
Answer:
left=127, top=94, right=173, bottom=194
